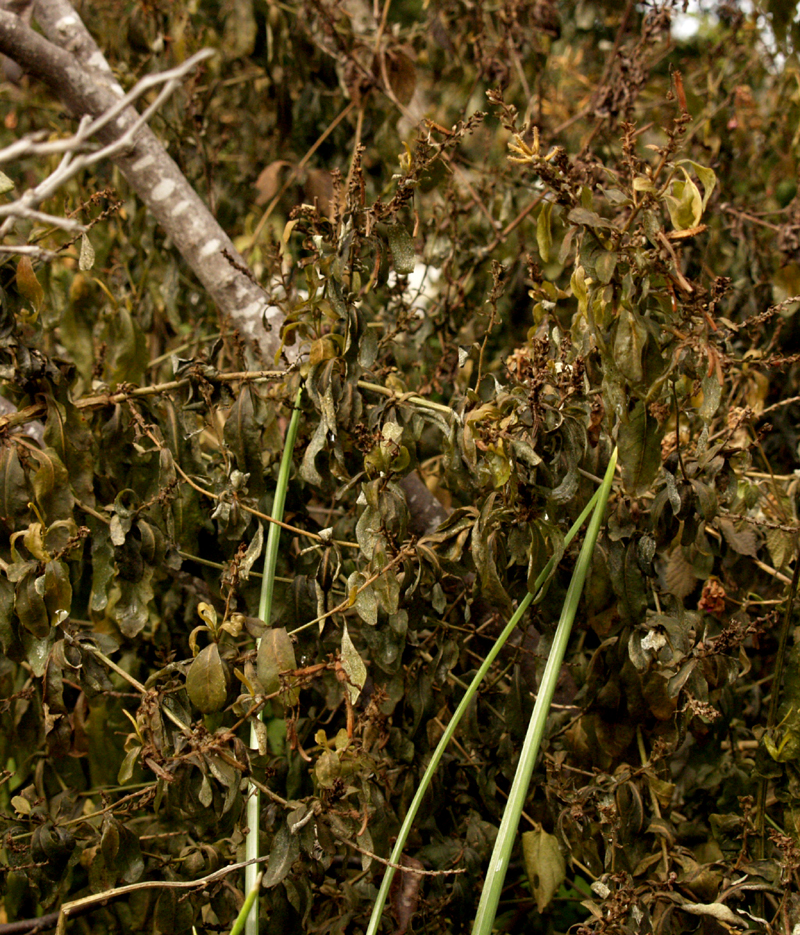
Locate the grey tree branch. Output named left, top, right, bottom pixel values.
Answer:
left=0, top=49, right=216, bottom=239
left=0, top=1, right=283, bottom=359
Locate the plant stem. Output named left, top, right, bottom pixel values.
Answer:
left=244, top=386, right=303, bottom=935
left=471, top=447, right=618, bottom=935
left=365, top=458, right=614, bottom=935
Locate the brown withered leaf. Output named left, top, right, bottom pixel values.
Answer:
left=698, top=578, right=726, bottom=615
left=16, top=256, right=44, bottom=313
left=664, top=546, right=696, bottom=601
left=381, top=47, right=416, bottom=105
left=305, top=167, right=337, bottom=216
left=390, top=855, right=424, bottom=935
left=717, top=516, right=758, bottom=557
left=254, top=159, right=292, bottom=206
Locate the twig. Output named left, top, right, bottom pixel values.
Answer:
left=246, top=100, right=356, bottom=254
left=289, top=546, right=413, bottom=634
left=51, top=855, right=271, bottom=935
left=762, top=393, right=800, bottom=416
left=0, top=369, right=288, bottom=432
left=168, top=456, right=357, bottom=548
left=753, top=559, right=793, bottom=586
left=356, top=380, right=454, bottom=418
left=82, top=645, right=192, bottom=735
left=332, top=827, right=465, bottom=876
left=478, top=193, right=544, bottom=258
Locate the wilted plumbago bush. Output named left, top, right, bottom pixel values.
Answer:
left=2, top=1, right=800, bottom=933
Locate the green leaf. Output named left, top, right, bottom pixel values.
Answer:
left=632, top=176, right=656, bottom=193
left=15, top=570, right=50, bottom=638
left=348, top=570, right=379, bottom=626
left=315, top=748, right=341, bottom=788
left=679, top=159, right=717, bottom=213
left=536, top=201, right=554, bottom=263
left=594, top=249, right=618, bottom=284
left=618, top=402, right=663, bottom=496
left=118, top=746, right=142, bottom=785
left=29, top=448, right=73, bottom=521
left=698, top=370, right=722, bottom=422
left=256, top=627, right=299, bottom=704
left=0, top=576, right=17, bottom=656
left=224, top=386, right=266, bottom=497
left=43, top=393, right=96, bottom=508
left=115, top=820, right=144, bottom=885
left=0, top=446, right=29, bottom=525
left=104, top=306, right=145, bottom=384
left=43, top=560, right=72, bottom=624
left=522, top=826, right=566, bottom=912
left=471, top=495, right=512, bottom=615
left=186, top=643, right=229, bottom=714
left=387, top=224, right=416, bottom=274
left=567, top=206, right=614, bottom=230
left=571, top=265, right=589, bottom=316
left=664, top=170, right=702, bottom=230
left=114, top=565, right=155, bottom=639
left=262, top=820, right=300, bottom=888
left=614, top=307, right=647, bottom=384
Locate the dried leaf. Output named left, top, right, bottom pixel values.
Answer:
left=383, top=48, right=417, bottom=105
left=665, top=546, right=697, bottom=601
left=16, top=256, right=44, bottom=314
left=255, top=160, right=293, bottom=205
left=390, top=856, right=424, bottom=935
left=717, top=516, right=758, bottom=557
left=340, top=622, right=367, bottom=704
left=239, top=522, right=264, bottom=581
left=79, top=233, right=95, bottom=271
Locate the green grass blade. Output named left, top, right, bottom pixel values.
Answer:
left=365, top=478, right=606, bottom=935
left=244, top=386, right=303, bottom=935
left=230, top=872, right=264, bottom=935
left=471, top=446, right=618, bottom=935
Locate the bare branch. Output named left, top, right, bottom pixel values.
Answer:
left=0, top=244, right=56, bottom=258
left=0, top=49, right=215, bottom=241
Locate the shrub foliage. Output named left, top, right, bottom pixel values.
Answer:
left=2, top=1, right=800, bottom=932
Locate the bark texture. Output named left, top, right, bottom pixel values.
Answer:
left=0, top=0, right=283, bottom=359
